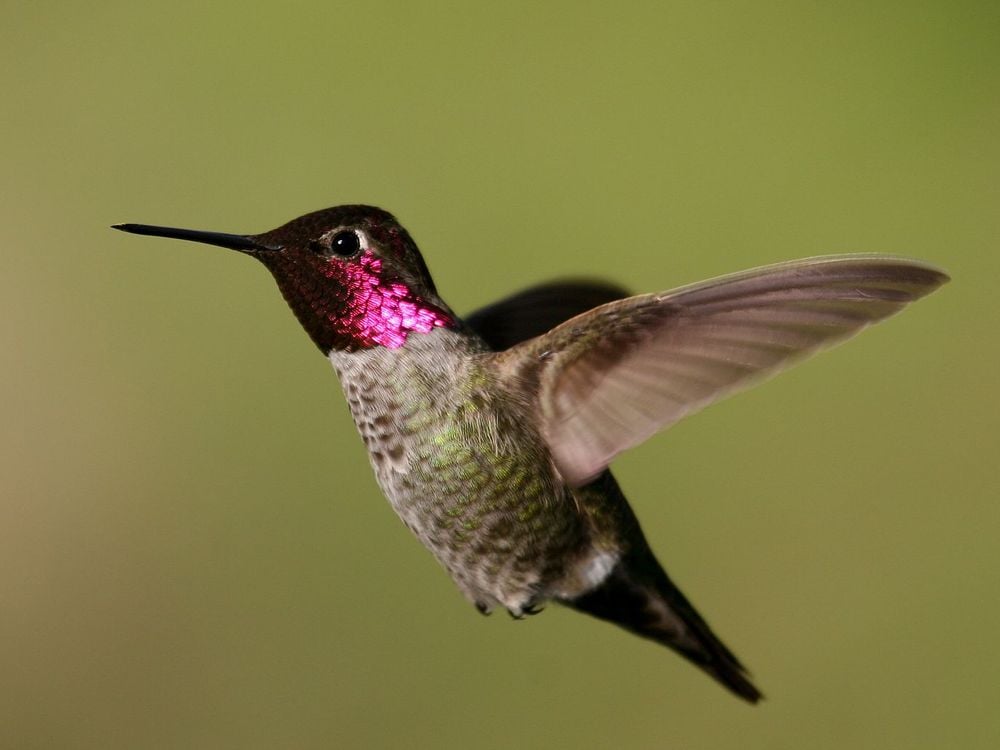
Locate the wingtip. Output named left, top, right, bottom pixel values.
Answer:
left=928, top=265, right=951, bottom=287
left=859, top=255, right=950, bottom=290
left=888, top=258, right=951, bottom=299
left=778, top=254, right=950, bottom=299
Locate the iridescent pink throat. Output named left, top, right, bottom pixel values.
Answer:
left=323, top=250, right=453, bottom=350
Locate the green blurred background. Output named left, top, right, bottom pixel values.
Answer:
left=2, top=2, right=997, bottom=748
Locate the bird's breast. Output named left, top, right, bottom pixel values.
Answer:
left=328, top=330, right=590, bottom=610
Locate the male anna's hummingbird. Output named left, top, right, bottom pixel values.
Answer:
left=114, top=205, right=948, bottom=703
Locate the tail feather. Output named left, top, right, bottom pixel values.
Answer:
left=565, top=555, right=763, bottom=703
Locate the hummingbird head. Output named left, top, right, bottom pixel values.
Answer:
left=115, top=205, right=457, bottom=354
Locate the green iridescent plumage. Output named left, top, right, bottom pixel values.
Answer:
left=115, top=205, right=948, bottom=704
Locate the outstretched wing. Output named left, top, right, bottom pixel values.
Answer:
left=498, top=255, right=948, bottom=486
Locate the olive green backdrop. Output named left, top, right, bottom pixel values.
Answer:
left=2, top=2, right=997, bottom=749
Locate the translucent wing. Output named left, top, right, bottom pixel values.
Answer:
left=500, top=255, right=948, bottom=486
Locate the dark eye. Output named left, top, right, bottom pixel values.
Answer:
left=330, top=229, right=362, bottom=257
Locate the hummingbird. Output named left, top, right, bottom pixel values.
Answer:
left=114, top=205, right=948, bottom=703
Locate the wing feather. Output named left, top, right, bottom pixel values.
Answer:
left=499, top=255, right=948, bottom=486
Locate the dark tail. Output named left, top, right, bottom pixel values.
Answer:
left=565, top=551, right=763, bottom=703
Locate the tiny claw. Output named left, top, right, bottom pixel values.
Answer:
left=507, top=602, right=544, bottom=620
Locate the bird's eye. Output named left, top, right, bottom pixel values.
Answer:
left=330, top=229, right=362, bottom=257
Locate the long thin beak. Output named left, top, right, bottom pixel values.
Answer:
left=111, top=223, right=281, bottom=253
